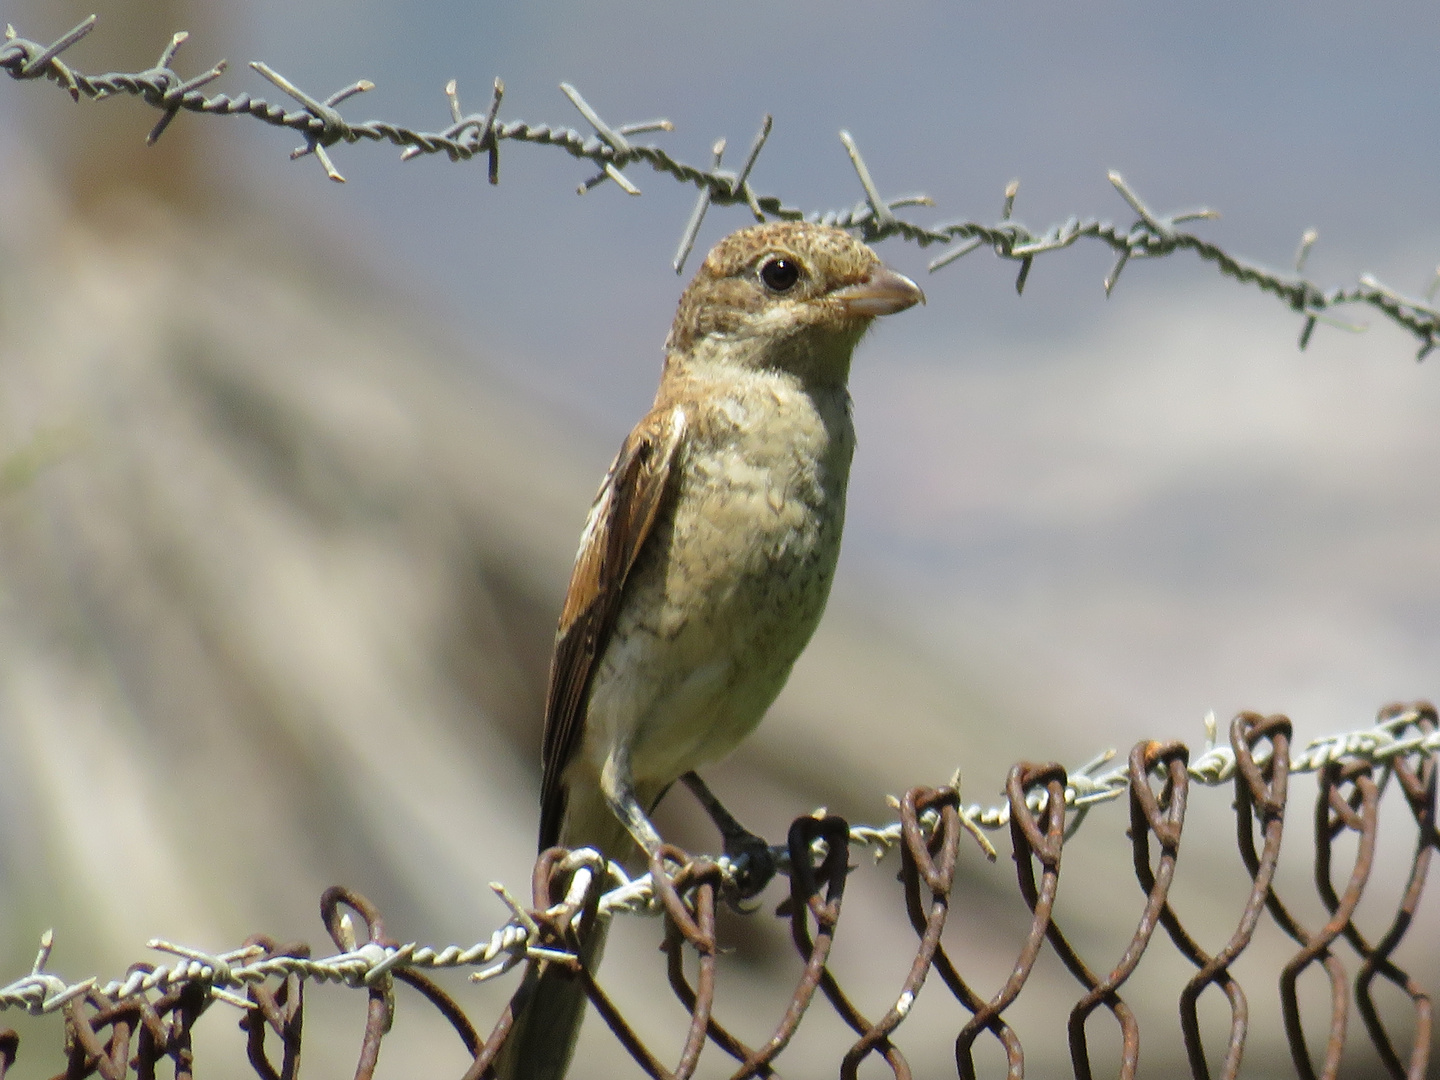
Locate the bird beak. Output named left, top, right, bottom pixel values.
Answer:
left=831, top=264, right=925, bottom=317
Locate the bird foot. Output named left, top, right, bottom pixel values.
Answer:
left=721, top=832, right=780, bottom=901
left=679, top=771, right=780, bottom=901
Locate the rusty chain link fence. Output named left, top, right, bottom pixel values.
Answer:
left=0, top=703, right=1434, bottom=1079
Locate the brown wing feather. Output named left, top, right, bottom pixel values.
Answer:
left=537, top=406, right=686, bottom=851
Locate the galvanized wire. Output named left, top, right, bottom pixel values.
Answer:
left=1, top=703, right=1434, bottom=1080
left=5, top=16, right=1440, bottom=359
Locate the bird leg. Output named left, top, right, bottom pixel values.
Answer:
left=681, top=772, right=778, bottom=898
left=600, top=749, right=666, bottom=858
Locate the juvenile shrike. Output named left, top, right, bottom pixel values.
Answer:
left=498, top=221, right=922, bottom=1080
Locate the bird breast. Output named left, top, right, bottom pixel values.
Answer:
left=585, top=369, right=856, bottom=788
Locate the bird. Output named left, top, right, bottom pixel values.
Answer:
left=494, top=220, right=922, bottom=1080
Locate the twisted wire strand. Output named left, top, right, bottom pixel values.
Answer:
left=4, top=18, right=1439, bottom=356
left=1, top=710, right=1431, bottom=1019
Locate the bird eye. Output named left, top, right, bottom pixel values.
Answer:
left=759, top=256, right=802, bottom=293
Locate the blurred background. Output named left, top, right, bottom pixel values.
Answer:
left=1, top=0, right=1437, bottom=1076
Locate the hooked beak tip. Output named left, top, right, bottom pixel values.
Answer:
left=832, top=265, right=925, bottom=317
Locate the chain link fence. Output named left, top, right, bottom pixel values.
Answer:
left=0, top=704, right=1434, bottom=1079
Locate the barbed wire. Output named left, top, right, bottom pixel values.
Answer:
left=1, top=704, right=1434, bottom=1079
left=6, top=16, right=1440, bottom=360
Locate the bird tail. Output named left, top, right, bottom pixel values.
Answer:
left=493, top=781, right=631, bottom=1080
left=490, top=916, right=609, bottom=1080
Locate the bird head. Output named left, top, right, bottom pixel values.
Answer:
left=665, top=222, right=923, bottom=386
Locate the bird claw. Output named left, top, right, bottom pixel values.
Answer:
left=721, top=833, right=780, bottom=901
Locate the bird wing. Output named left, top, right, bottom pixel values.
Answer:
left=538, top=404, right=687, bottom=851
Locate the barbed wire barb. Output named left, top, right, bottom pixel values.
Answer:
left=733, top=113, right=773, bottom=220
left=838, top=129, right=896, bottom=231
left=928, top=236, right=983, bottom=273
left=3, top=15, right=94, bottom=98
left=246, top=60, right=372, bottom=182
left=1001, top=178, right=1019, bottom=220
left=674, top=136, right=728, bottom=274
left=561, top=82, right=642, bottom=195
left=672, top=114, right=774, bottom=275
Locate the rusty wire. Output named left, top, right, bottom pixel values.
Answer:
left=5, top=17, right=1440, bottom=358
left=0, top=702, right=1434, bottom=1079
